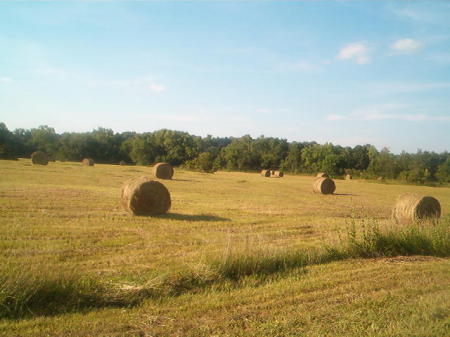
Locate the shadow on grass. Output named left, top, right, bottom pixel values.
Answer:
left=155, top=213, right=230, bottom=222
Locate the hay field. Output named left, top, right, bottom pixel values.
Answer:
left=0, top=159, right=449, bottom=337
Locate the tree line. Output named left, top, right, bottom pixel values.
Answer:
left=1, top=123, right=449, bottom=184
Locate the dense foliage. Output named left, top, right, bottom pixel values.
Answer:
left=1, top=122, right=449, bottom=184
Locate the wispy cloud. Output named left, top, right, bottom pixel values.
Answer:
left=0, top=76, right=13, bottom=83
left=388, top=2, right=450, bottom=27
left=391, top=38, right=422, bottom=54
left=149, top=83, right=166, bottom=93
left=327, top=103, right=450, bottom=122
left=338, top=42, right=370, bottom=65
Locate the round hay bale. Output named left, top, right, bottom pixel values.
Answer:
left=313, top=177, right=336, bottom=194
left=345, top=174, right=352, bottom=180
left=377, top=176, right=384, bottom=181
left=316, top=172, right=329, bottom=178
left=271, top=170, right=284, bottom=178
left=121, top=176, right=171, bottom=215
left=392, top=194, right=441, bottom=224
left=261, top=169, right=270, bottom=177
left=31, top=151, right=48, bottom=165
left=153, top=162, right=174, bottom=180
left=119, top=161, right=127, bottom=166
left=82, top=158, right=94, bottom=166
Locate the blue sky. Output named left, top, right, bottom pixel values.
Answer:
left=0, top=0, right=449, bottom=153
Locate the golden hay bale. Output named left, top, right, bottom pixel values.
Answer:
left=82, top=158, right=94, bottom=166
left=31, top=151, right=48, bottom=165
left=153, top=162, right=174, bottom=179
left=121, top=176, right=171, bottom=215
left=261, top=169, right=271, bottom=177
left=313, top=177, right=336, bottom=194
left=392, top=194, right=441, bottom=224
left=377, top=176, right=384, bottom=181
left=316, top=172, right=329, bottom=178
left=345, top=174, right=352, bottom=180
left=119, top=161, right=127, bottom=166
left=271, top=170, right=284, bottom=178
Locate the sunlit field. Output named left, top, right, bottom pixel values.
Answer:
left=0, top=159, right=449, bottom=337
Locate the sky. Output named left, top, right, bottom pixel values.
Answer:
left=0, top=0, right=449, bottom=153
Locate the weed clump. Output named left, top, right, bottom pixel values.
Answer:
left=0, top=265, right=138, bottom=319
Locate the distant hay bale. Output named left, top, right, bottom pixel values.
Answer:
left=121, top=176, right=171, bottom=215
left=392, top=194, right=441, bottom=224
left=119, top=161, right=127, bottom=166
left=31, top=151, right=48, bottom=165
left=271, top=170, right=284, bottom=178
left=316, top=172, right=329, bottom=178
left=377, top=176, right=384, bottom=181
left=345, top=174, right=352, bottom=180
left=82, top=158, right=94, bottom=166
left=153, top=162, right=174, bottom=179
left=261, top=169, right=271, bottom=177
left=313, top=177, right=336, bottom=195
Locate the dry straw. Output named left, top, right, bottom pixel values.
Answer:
left=392, top=194, right=441, bottom=224
left=31, top=151, right=49, bottom=165
left=261, top=169, right=271, bottom=177
left=316, top=172, right=329, bottom=178
left=313, top=177, right=336, bottom=194
left=271, top=170, right=284, bottom=178
left=153, top=162, right=174, bottom=179
left=82, top=158, right=94, bottom=166
left=121, top=176, right=171, bottom=215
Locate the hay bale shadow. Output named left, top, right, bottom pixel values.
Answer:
left=154, top=213, right=230, bottom=222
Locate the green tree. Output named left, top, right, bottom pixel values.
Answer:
left=436, top=158, right=450, bottom=183
left=0, top=123, right=17, bottom=159
left=184, top=152, right=216, bottom=173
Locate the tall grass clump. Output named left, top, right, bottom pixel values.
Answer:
left=208, top=216, right=450, bottom=281
left=209, top=249, right=311, bottom=280
left=339, top=216, right=450, bottom=258
left=0, top=264, right=142, bottom=319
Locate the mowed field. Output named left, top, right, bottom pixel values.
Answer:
left=0, top=159, right=449, bottom=337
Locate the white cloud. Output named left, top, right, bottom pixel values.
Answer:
left=0, top=76, right=13, bottom=83
left=391, top=38, right=422, bottom=54
left=149, top=83, right=166, bottom=93
left=338, top=42, right=370, bottom=64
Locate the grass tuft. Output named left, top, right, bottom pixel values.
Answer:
left=340, top=217, right=450, bottom=258
left=0, top=264, right=140, bottom=319
left=208, top=217, right=450, bottom=281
